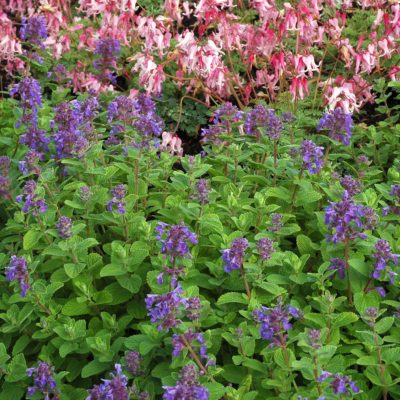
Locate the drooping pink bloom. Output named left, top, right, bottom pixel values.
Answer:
left=161, top=132, right=183, bottom=156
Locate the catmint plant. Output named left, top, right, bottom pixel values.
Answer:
left=253, top=298, right=300, bottom=347
left=86, top=364, right=129, bottom=400
left=194, top=179, right=209, bottom=205
left=162, top=364, right=209, bottom=400
left=319, top=371, right=359, bottom=395
left=16, top=180, right=47, bottom=215
left=5, top=255, right=30, bottom=297
left=20, top=16, right=48, bottom=49
left=172, top=330, right=210, bottom=363
left=107, top=184, right=127, bottom=214
left=256, top=238, right=274, bottom=261
left=94, top=38, right=120, bottom=84
left=269, top=213, right=283, bottom=233
left=300, top=140, right=324, bottom=174
left=317, top=108, right=353, bottom=146
left=156, top=223, right=198, bottom=261
left=340, top=175, right=362, bottom=196
left=145, top=284, right=185, bottom=331
left=27, top=362, right=59, bottom=400
left=56, top=216, right=73, bottom=239
left=125, top=351, right=142, bottom=376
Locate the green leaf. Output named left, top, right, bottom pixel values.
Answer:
left=354, top=292, right=380, bottom=315
left=64, top=263, right=86, bottom=279
left=200, top=214, right=224, bottom=235
left=274, top=347, right=295, bottom=369
left=375, top=317, right=394, bottom=334
left=12, top=335, right=30, bottom=356
left=0, top=343, right=10, bottom=368
left=23, top=229, right=42, bottom=250
left=265, top=187, right=291, bottom=202
left=151, top=362, right=172, bottom=378
left=129, top=241, right=149, bottom=267
left=256, top=282, right=286, bottom=296
left=81, top=360, right=109, bottom=378
left=296, top=234, right=318, bottom=255
left=217, top=292, right=248, bottom=306
left=59, top=342, right=79, bottom=358
left=125, top=334, right=148, bottom=350
left=65, top=200, right=85, bottom=209
left=117, top=274, right=142, bottom=293
left=62, top=299, right=91, bottom=316
left=0, top=383, right=25, bottom=400
left=357, top=356, right=378, bottom=366
left=349, top=258, right=370, bottom=277
left=6, top=353, right=26, bottom=382
left=100, top=263, right=126, bottom=277
left=204, top=382, right=226, bottom=400
left=382, top=348, right=400, bottom=364
left=295, top=189, right=321, bottom=206
left=332, top=312, right=359, bottom=329
left=316, top=345, right=337, bottom=364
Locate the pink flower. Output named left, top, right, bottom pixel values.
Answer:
left=290, top=76, right=309, bottom=101
left=161, top=132, right=183, bottom=156
left=132, top=54, right=165, bottom=95
left=389, top=66, right=400, bottom=81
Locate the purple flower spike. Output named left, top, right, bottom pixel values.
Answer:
left=145, top=285, right=185, bottom=331
left=253, top=298, right=300, bottom=347
left=172, top=330, right=211, bottom=365
left=309, top=329, right=321, bottom=349
left=125, top=351, right=141, bottom=376
left=107, top=94, right=164, bottom=148
left=94, top=38, right=120, bottom=84
left=300, top=140, right=324, bottom=174
left=27, top=362, right=59, bottom=400
left=325, top=191, right=369, bottom=243
left=372, top=239, right=399, bottom=281
left=194, top=179, right=209, bottom=205
left=6, top=255, right=30, bottom=297
left=244, top=105, right=283, bottom=140
left=257, top=238, right=274, bottom=261
left=162, top=365, right=209, bottom=400
left=328, top=258, right=346, bottom=280
left=201, top=102, right=243, bottom=143
left=10, top=78, right=49, bottom=153
left=56, top=216, right=73, bottom=239
left=20, top=16, right=48, bottom=49
left=244, top=104, right=268, bottom=138
left=107, top=184, right=127, bottom=214
left=340, top=175, right=362, bottom=197
left=317, top=108, right=353, bottom=146
left=16, top=180, right=47, bottom=216
left=319, top=371, right=359, bottom=395
left=212, top=103, right=244, bottom=127
left=222, top=238, right=248, bottom=273
left=265, top=109, right=283, bottom=140
left=155, top=223, right=198, bottom=261
left=183, top=296, right=202, bottom=321
left=86, top=364, right=129, bottom=400
left=52, top=99, right=99, bottom=160
left=269, top=213, right=283, bottom=233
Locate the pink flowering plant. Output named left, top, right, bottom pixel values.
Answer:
left=0, top=2, right=400, bottom=400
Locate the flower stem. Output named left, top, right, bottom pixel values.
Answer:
left=273, top=140, right=278, bottom=186
left=290, top=169, right=304, bottom=209
left=344, top=237, right=353, bottom=305
left=373, top=325, right=388, bottom=400
left=312, top=352, right=323, bottom=396
left=181, top=335, right=212, bottom=379
left=240, top=264, right=251, bottom=300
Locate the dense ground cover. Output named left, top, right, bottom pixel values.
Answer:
left=1, top=1, right=400, bottom=399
